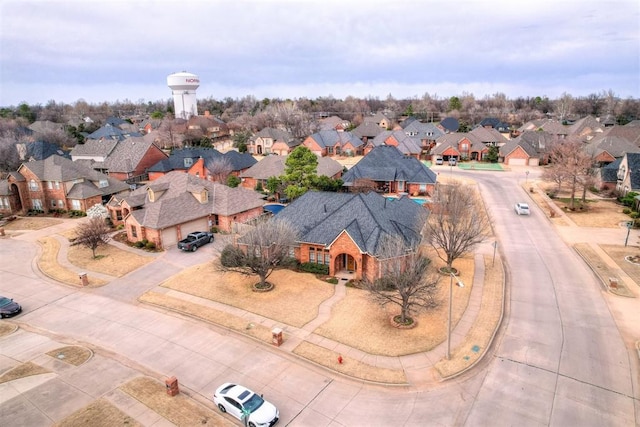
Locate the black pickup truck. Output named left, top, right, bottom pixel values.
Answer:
left=177, top=231, right=214, bottom=252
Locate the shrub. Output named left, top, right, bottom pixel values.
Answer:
left=134, top=241, right=145, bottom=248
left=210, top=226, right=219, bottom=233
left=220, top=244, right=246, bottom=267
left=117, top=224, right=124, bottom=230
left=145, top=241, right=156, bottom=250
left=623, top=208, right=632, bottom=214
left=141, top=239, right=148, bottom=245
left=299, top=262, right=329, bottom=275
left=630, top=212, right=639, bottom=219
left=326, top=277, right=338, bottom=284
left=255, top=182, right=263, bottom=192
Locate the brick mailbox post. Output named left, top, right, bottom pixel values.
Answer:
left=271, top=328, right=283, bottom=346
left=165, top=376, right=179, bottom=396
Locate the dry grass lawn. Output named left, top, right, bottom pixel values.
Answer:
left=530, top=181, right=629, bottom=227
left=37, top=237, right=107, bottom=287
left=2, top=217, right=63, bottom=230
left=46, top=346, right=93, bottom=366
left=293, top=341, right=407, bottom=384
left=0, top=361, right=50, bottom=384
left=55, top=398, right=141, bottom=427
left=435, top=255, right=504, bottom=377
left=313, top=256, right=474, bottom=356
left=159, top=266, right=335, bottom=328
left=140, top=292, right=274, bottom=344
left=600, top=244, right=640, bottom=285
left=120, top=376, right=231, bottom=426
left=67, top=242, right=154, bottom=277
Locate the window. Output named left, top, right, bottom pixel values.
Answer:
left=71, top=199, right=81, bottom=210
left=131, top=227, right=137, bottom=238
left=398, top=181, right=405, bottom=192
left=55, top=181, right=60, bottom=189
left=51, top=200, right=57, bottom=208
left=0, top=197, right=8, bottom=209
left=289, top=246, right=295, bottom=258
left=99, top=179, right=108, bottom=188
left=58, top=200, right=64, bottom=208
left=309, top=247, right=316, bottom=263
left=184, top=158, right=193, bottom=167
left=47, top=181, right=53, bottom=189
left=327, top=146, right=334, bottom=154
left=32, top=199, right=42, bottom=210
left=324, top=251, right=330, bottom=265
left=29, top=180, right=38, bottom=191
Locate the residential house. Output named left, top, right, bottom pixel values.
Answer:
left=249, top=128, right=298, bottom=155
left=253, top=190, right=428, bottom=281
left=302, top=130, right=364, bottom=157
left=16, top=140, right=70, bottom=162
left=479, top=118, right=510, bottom=133
left=186, top=112, right=232, bottom=150
left=468, top=126, right=509, bottom=147
left=318, top=116, right=350, bottom=131
left=432, top=134, right=467, bottom=162
left=240, top=154, right=343, bottom=190
left=28, top=120, right=65, bottom=136
left=107, top=171, right=265, bottom=248
left=147, top=148, right=256, bottom=181
left=518, top=119, right=568, bottom=139
left=341, top=145, right=437, bottom=196
left=615, top=152, right=640, bottom=195
left=598, top=158, right=621, bottom=192
left=70, top=138, right=119, bottom=166
left=567, top=115, right=604, bottom=141
left=5, top=155, right=129, bottom=214
left=87, top=123, right=141, bottom=141
left=499, top=139, right=539, bottom=166
left=367, top=130, right=422, bottom=158
left=584, top=134, right=640, bottom=166
left=351, top=121, right=385, bottom=143
left=364, top=112, right=392, bottom=129
left=102, top=137, right=168, bottom=183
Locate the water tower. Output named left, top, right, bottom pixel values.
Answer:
left=167, top=71, right=200, bottom=119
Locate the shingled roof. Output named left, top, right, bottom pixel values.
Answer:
left=240, top=154, right=342, bottom=180
left=342, top=145, right=437, bottom=185
left=104, top=137, right=167, bottom=173
left=148, top=147, right=256, bottom=173
left=371, top=130, right=422, bottom=155
left=307, top=130, right=364, bottom=149
left=275, top=191, right=428, bottom=255
left=121, top=171, right=264, bottom=229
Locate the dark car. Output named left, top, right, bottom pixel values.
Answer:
left=0, top=296, right=22, bottom=318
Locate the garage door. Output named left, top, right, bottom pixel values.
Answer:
left=161, top=218, right=208, bottom=247
left=508, top=158, right=527, bottom=166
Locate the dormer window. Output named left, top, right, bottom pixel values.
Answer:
left=184, top=158, right=193, bottom=167
left=99, top=179, right=108, bottom=188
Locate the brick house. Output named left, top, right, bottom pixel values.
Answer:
left=239, top=154, right=343, bottom=190
left=147, top=148, right=256, bottom=181
left=107, top=171, right=265, bottom=248
left=4, top=155, right=129, bottom=215
left=244, top=191, right=428, bottom=281
left=615, top=152, right=640, bottom=195
left=367, top=130, right=423, bottom=159
left=302, top=130, right=364, bottom=157
left=499, top=139, right=539, bottom=166
left=249, top=128, right=298, bottom=155
left=341, top=145, right=437, bottom=196
left=103, top=137, right=168, bottom=183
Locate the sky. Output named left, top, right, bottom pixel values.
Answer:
left=0, top=0, right=638, bottom=107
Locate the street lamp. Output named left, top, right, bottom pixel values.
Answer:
left=446, top=270, right=464, bottom=360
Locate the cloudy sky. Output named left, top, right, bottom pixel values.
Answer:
left=1, top=0, right=638, bottom=107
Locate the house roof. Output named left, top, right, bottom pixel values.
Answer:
left=18, top=140, right=70, bottom=161
left=274, top=191, right=427, bottom=255
left=601, top=157, right=621, bottom=183
left=402, top=120, right=444, bottom=140
left=432, top=134, right=466, bottom=155
left=148, top=147, right=256, bottom=173
left=584, top=135, right=640, bottom=159
left=240, top=153, right=342, bottom=179
left=307, top=130, right=364, bottom=149
left=17, top=155, right=129, bottom=197
left=342, top=145, right=437, bottom=185
left=27, top=120, right=64, bottom=134
left=121, top=171, right=264, bottom=229
left=70, top=138, right=119, bottom=158
left=352, top=121, right=385, bottom=139
left=499, top=138, right=538, bottom=157
left=513, top=131, right=555, bottom=152
left=602, top=125, right=640, bottom=145
left=626, top=153, right=640, bottom=190
left=567, top=115, right=604, bottom=138
left=0, top=180, right=9, bottom=196
left=468, top=126, right=508, bottom=144
left=479, top=117, right=510, bottom=131
left=439, top=117, right=460, bottom=132
left=87, top=123, right=141, bottom=141
left=255, top=127, right=295, bottom=143
left=318, top=116, right=349, bottom=131
left=371, top=130, right=422, bottom=155
left=104, top=137, right=166, bottom=173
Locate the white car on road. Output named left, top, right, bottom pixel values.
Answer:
left=514, top=202, right=530, bottom=215
left=213, top=383, right=279, bottom=427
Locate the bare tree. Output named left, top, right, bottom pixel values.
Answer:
left=362, top=236, right=440, bottom=325
left=554, top=92, right=574, bottom=122
left=424, top=182, right=492, bottom=272
left=71, top=217, right=112, bottom=258
left=206, top=156, right=233, bottom=183
left=542, top=137, right=591, bottom=209
left=219, top=219, right=298, bottom=288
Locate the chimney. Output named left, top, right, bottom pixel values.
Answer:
left=204, top=110, right=210, bottom=117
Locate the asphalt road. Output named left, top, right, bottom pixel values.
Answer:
left=1, top=168, right=638, bottom=426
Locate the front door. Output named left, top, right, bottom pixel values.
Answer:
left=346, top=255, right=355, bottom=271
